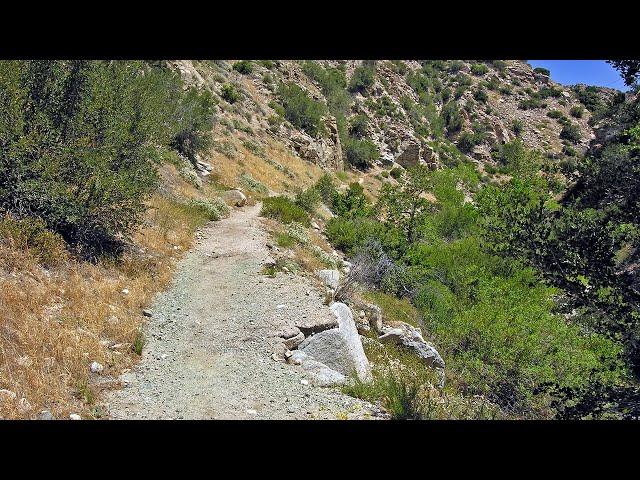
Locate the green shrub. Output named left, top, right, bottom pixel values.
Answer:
left=570, top=105, right=584, bottom=118
left=261, top=196, right=310, bottom=225
left=560, top=122, right=582, bottom=144
left=239, top=173, right=268, bottom=194
left=547, top=109, right=563, bottom=119
left=0, top=60, right=205, bottom=256
left=511, top=119, right=524, bottom=136
left=349, top=113, right=369, bottom=138
left=294, top=186, right=321, bottom=213
left=441, top=101, right=463, bottom=135
left=221, top=83, right=240, bottom=104
left=533, top=67, right=551, bottom=76
left=390, top=167, right=403, bottom=179
left=348, top=62, right=376, bottom=93
left=471, top=63, right=489, bottom=76
left=232, top=60, right=253, bottom=74
left=314, top=173, right=338, bottom=206
left=277, top=82, right=326, bottom=137
left=186, top=198, right=229, bottom=221
left=343, top=138, right=380, bottom=170
left=473, top=88, right=488, bottom=103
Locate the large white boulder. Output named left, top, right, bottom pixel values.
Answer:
left=222, top=189, right=247, bottom=207
left=298, top=302, right=371, bottom=382
left=317, top=269, right=340, bottom=290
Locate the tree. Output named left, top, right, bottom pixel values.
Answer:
left=607, top=60, right=640, bottom=87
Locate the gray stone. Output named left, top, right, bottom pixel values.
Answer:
left=317, top=269, right=340, bottom=289
left=90, top=361, right=104, bottom=374
left=298, top=303, right=371, bottom=382
left=38, top=410, right=55, bottom=420
left=295, top=315, right=338, bottom=336
left=379, top=322, right=445, bottom=369
left=142, top=309, right=153, bottom=318
left=286, top=350, right=346, bottom=386
left=282, top=331, right=305, bottom=350
left=222, top=189, right=247, bottom=207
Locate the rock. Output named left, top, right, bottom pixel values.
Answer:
left=0, top=389, right=17, bottom=403
left=17, top=397, right=32, bottom=413
left=282, top=331, right=305, bottom=350
left=295, top=315, right=338, bottom=336
left=287, top=350, right=347, bottom=387
left=69, top=414, right=82, bottom=420
left=395, top=140, right=421, bottom=169
left=311, top=221, right=321, bottom=230
left=142, top=309, right=153, bottom=318
left=90, top=361, right=104, bottom=374
left=38, top=410, right=55, bottom=420
left=298, top=302, right=371, bottom=382
left=379, top=322, right=445, bottom=369
left=317, top=269, right=340, bottom=289
left=121, top=288, right=130, bottom=295
left=222, top=189, right=247, bottom=207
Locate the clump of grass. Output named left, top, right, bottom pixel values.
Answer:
left=285, top=222, right=310, bottom=245
left=186, top=198, right=229, bottom=221
left=240, top=173, right=269, bottom=194
left=133, top=330, right=145, bottom=355
left=261, top=196, right=310, bottom=226
left=276, top=232, right=296, bottom=248
left=0, top=215, right=68, bottom=267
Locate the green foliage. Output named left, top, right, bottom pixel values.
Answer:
left=343, top=137, right=380, bottom=170
left=348, top=62, right=376, bottom=93
left=570, top=105, right=584, bottom=118
left=314, top=173, right=338, bottom=207
left=560, top=122, right=582, bottom=143
left=533, top=67, right=550, bottom=76
left=511, top=119, right=524, bottom=136
left=332, top=182, right=372, bottom=218
left=261, top=196, right=310, bottom=226
left=186, top=198, right=229, bottom=221
left=348, top=113, right=369, bottom=138
left=232, top=60, right=253, bottom=74
left=277, top=82, right=326, bottom=137
left=471, top=63, right=489, bottom=76
left=0, top=60, right=211, bottom=256
left=294, top=186, right=321, bottom=214
left=441, top=101, right=463, bottom=136
left=220, top=83, right=240, bottom=104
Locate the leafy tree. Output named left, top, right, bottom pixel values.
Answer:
left=277, top=82, right=326, bottom=137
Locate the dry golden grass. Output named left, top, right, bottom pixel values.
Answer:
left=210, top=137, right=324, bottom=196
left=0, top=166, right=222, bottom=420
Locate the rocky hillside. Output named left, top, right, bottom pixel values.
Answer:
left=171, top=60, right=609, bottom=186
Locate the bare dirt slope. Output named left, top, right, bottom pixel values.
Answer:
left=105, top=203, right=378, bottom=419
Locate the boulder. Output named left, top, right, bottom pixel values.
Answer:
left=282, top=331, right=305, bottom=350
left=287, top=351, right=347, bottom=387
left=38, top=410, right=55, bottom=420
left=298, top=303, right=371, bottom=382
left=379, top=322, right=444, bottom=369
left=317, top=269, right=340, bottom=289
left=395, top=141, right=421, bottom=169
left=295, top=315, right=338, bottom=336
left=222, top=189, right=247, bottom=207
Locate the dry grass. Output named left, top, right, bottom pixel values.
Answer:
left=210, top=137, right=324, bottom=197
left=0, top=167, right=223, bottom=420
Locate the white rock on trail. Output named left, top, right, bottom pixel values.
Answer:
left=317, top=269, right=340, bottom=290
left=298, top=302, right=371, bottom=382
left=90, top=361, right=104, bottom=374
left=223, top=189, right=247, bottom=207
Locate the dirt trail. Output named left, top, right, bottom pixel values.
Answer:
left=105, top=203, right=378, bottom=419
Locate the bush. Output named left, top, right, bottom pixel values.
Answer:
left=186, top=198, right=229, bottom=221
left=221, top=83, right=240, bottom=104
left=343, top=138, right=380, bottom=170
left=348, top=62, right=376, bottom=93
left=570, top=105, right=584, bottom=118
left=0, top=61, right=204, bottom=256
left=277, top=82, right=326, bottom=137
left=294, top=186, right=321, bottom=213
left=511, top=119, right=524, bottom=136
left=390, top=167, right=403, bottom=179
left=441, top=102, right=463, bottom=135
left=171, top=87, right=215, bottom=164
left=349, top=113, right=369, bottom=138
left=560, top=122, right=582, bottom=144
left=471, top=63, right=489, bottom=76
left=473, top=88, right=488, bottom=103
left=261, top=196, right=310, bottom=225
left=547, top=109, right=563, bottom=119
left=314, top=173, right=338, bottom=206
left=232, top=60, right=253, bottom=75
left=533, top=67, right=551, bottom=76
left=0, top=215, right=67, bottom=266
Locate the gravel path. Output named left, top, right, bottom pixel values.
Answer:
left=105, top=203, right=380, bottom=419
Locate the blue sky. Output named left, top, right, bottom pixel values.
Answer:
left=527, top=60, right=628, bottom=91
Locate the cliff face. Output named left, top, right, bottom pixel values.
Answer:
left=172, top=60, right=613, bottom=180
